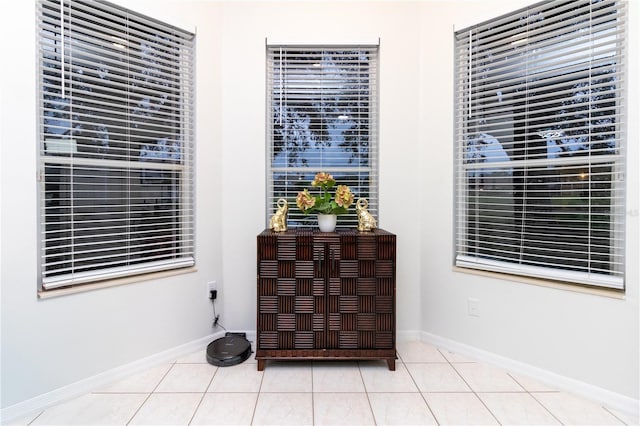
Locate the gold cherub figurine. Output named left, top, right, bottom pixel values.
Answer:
left=356, top=198, right=377, bottom=232
left=269, top=198, right=288, bottom=232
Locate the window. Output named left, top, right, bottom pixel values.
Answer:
left=266, top=45, right=379, bottom=228
left=454, top=0, right=626, bottom=289
left=37, top=0, right=195, bottom=291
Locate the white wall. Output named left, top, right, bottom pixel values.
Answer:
left=1, top=0, right=224, bottom=409
left=418, top=0, right=639, bottom=402
left=1, top=0, right=638, bottom=416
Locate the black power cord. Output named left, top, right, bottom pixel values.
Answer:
left=210, top=292, right=227, bottom=331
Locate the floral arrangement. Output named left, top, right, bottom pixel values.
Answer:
left=296, top=172, right=354, bottom=215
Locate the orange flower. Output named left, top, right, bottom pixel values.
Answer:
left=296, top=189, right=316, bottom=211
left=335, top=185, right=354, bottom=208
left=311, top=172, right=335, bottom=187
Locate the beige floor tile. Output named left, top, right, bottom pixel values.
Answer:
left=397, top=340, right=448, bottom=363
left=313, top=392, right=375, bottom=426
left=478, top=392, right=561, bottom=425
left=190, top=393, right=258, bottom=425
left=368, top=392, right=438, bottom=425
left=509, top=372, right=559, bottom=392
left=3, top=411, right=44, bottom=426
left=312, top=361, right=365, bottom=392
left=31, top=393, right=147, bottom=425
left=208, top=363, right=264, bottom=393
left=359, top=361, right=420, bottom=392
left=605, top=406, right=640, bottom=426
left=439, top=349, right=477, bottom=363
left=98, top=364, right=172, bottom=393
left=406, top=363, right=471, bottom=392
left=252, top=393, right=313, bottom=426
left=259, top=362, right=312, bottom=393
left=128, top=393, right=202, bottom=425
left=453, top=363, right=524, bottom=392
left=533, top=392, right=626, bottom=425
left=155, top=363, right=217, bottom=393
left=424, top=392, right=499, bottom=425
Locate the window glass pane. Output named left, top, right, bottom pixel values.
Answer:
left=43, top=165, right=187, bottom=278
left=464, top=163, right=618, bottom=275
left=42, top=28, right=184, bottom=163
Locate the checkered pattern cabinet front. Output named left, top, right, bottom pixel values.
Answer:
left=256, top=229, right=396, bottom=371
left=257, top=230, right=330, bottom=351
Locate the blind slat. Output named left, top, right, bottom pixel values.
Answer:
left=42, top=258, right=195, bottom=290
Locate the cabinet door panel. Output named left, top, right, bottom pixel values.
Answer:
left=331, top=232, right=396, bottom=350
left=259, top=233, right=314, bottom=349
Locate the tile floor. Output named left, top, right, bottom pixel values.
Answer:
left=7, top=340, right=638, bottom=425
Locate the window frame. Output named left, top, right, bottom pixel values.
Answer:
left=265, top=44, right=380, bottom=229
left=453, top=0, right=627, bottom=290
left=36, top=0, right=196, bottom=292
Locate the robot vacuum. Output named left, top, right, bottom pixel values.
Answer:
left=206, top=332, right=252, bottom=367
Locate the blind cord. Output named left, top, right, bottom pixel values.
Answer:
left=60, top=0, right=65, bottom=99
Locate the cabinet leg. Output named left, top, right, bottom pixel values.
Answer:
left=386, top=359, right=396, bottom=371
left=257, top=359, right=265, bottom=371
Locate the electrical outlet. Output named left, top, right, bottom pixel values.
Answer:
left=207, top=280, right=217, bottom=298
left=467, top=298, right=480, bottom=317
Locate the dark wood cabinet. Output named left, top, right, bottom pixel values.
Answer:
left=256, top=228, right=396, bottom=370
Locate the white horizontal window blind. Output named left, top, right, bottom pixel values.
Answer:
left=454, top=0, right=626, bottom=289
left=37, top=0, right=195, bottom=290
left=266, top=45, right=379, bottom=229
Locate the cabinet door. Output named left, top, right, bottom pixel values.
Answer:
left=327, top=232, right=395, bottom=350
left=373, top=233, right=396, bottom=349
left=258, top=231, right=328, bottom=350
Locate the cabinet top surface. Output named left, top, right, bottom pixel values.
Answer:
left=259, top=228, right=395, bottom=237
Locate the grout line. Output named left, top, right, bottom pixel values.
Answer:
left=527, top=392, right=565, bottom=425
left=358, top=360, right=378, bottom=426
left=124, top=361, right=175, bottom=426
left=311, top=361, right=315, bottom=426
left=602, top=405, right=635, bottom=426
left=396, top=348, right=444, bottom=425
left=187, top=361, right=219, bottom=425
left=249, top=361, right=265, bottom=425
left=357, top=360, right=369, bottom=393
left=26, top=410, right=44, bottom=426
left=506, top=370, right=565, bottom=425
left=439, top=347, right=502, bottom=425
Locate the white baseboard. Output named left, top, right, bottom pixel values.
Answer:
left=420, top=331, right=640, bottom=419
left=0, top=332, right=224, bottom=424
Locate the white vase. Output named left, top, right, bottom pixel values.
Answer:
left=317, top=214, right=337, bottom=232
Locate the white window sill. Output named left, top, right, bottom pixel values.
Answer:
left=38, top=267, right=198, bottom=299
left=452, top=266, right=625, bottom=299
